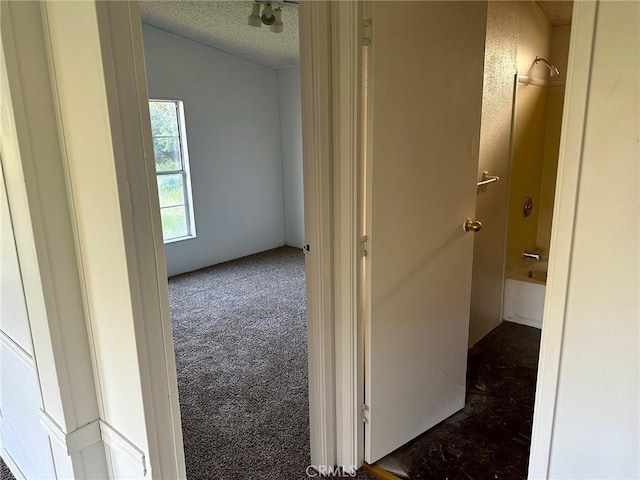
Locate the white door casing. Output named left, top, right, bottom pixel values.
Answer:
left=363, top=1, right=488, bottom=462
left=2, top=0, right=609, bottom=476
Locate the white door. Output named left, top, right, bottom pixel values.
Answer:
left=364, top=1, right=488, bottom=462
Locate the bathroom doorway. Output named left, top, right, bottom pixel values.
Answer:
left=469, top=1, right=573, bottom=346
left=363, top=2, right=574, bottom=478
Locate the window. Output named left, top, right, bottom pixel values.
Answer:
left=149, top=100, right=196, bottom=242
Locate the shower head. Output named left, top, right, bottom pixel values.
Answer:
left=535, top=56, right=560, bottom=77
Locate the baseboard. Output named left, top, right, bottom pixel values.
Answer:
left=39, top=410, right=101, bottom=455
left=503, top=317, right=542, bottom=330
left=100, top=420, right=147, bottom=477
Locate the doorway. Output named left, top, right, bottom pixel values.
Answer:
left=139, top=2, right=311, bottom=478
left=360, top=1, right=574, bottom=478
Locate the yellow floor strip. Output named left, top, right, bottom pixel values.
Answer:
left=362, top=462, right=402, bottom=480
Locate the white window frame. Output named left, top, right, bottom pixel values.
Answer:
left=149, top=99, right=196, bottom=243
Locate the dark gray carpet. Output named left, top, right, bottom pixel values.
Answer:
left=169, top=247, right=312, bottom=479
left=0, top=458, right=15, bottom=480
left=170, top=247, right=378, bottom=480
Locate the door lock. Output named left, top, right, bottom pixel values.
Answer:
left=463, top=218, right=482, bottom=233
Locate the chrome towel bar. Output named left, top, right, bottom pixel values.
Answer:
left=477, top=171, right=500, bottom=189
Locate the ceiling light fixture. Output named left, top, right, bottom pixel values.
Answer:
left=270, top=8, right=283, bottom=33
left=261, top=2, right=276, bottom=25
left=247, top=1, right=286, bottom=34
left=247, top=2, right=261, bottom=27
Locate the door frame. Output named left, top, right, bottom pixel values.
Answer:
left=332, top=0, right=600, bottom=477
left=96, top=0, right=360, bottom=473
left=93, top=0, right=347, bottom=473
left=298, top=0, right=338, bottom=469
left=0, top=0, right=599, bottom=477
left=283, top=0, right=367, bottom=471
left=528, top=2, right=598, bottom=477
left=329, top=0, right=366, bottom=471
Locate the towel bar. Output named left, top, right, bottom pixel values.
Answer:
left=477, top=171, right=500, bottom=189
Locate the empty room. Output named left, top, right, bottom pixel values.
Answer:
left=140, top=1, right=308, bottom=478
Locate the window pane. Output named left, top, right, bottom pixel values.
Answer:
left=153, top=137, right=182, bottom=172
left=160, top=206, right=188, bottom=240
left=157, top=174, right=185, bottom=208
left=149, top=101, right=179, bottom=137
left=149, top=99, right=194, bottom=244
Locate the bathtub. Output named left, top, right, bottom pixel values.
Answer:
left=502, top=259, right=548, bottom=329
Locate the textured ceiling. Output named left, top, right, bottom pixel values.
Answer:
left=536, top=0, right=574, bottom=26
left=139, top=1, right=299, bottom=70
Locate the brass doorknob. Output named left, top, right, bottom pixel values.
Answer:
left=464, top=218, right=482, bottom=232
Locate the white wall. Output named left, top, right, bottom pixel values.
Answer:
left=1, top=3, right=109, bottom=477
left=546, top=2, right=639, bottom=477
left=278, top=68, right=305, bottom=248
left=142, top=24, right=286, bottom=276
left=0, top=165, right=56, bottom=480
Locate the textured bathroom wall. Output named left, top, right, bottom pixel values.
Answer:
left=548, top=25, right=571, bottom=84
left=469, top=1, right=519, bottom=346
left=506, top=83, right=549, bottom=270
left=537, top=26, right=571, bottom=253
left=469, top=0, right=554, bottom=345
left=516, top=2, right=554, bottom=80
left=505, top=2, right=553, bottom=271
left=537, top=86, right=565, bottom=253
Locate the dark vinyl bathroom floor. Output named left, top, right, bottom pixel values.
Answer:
left=374, top=321, right=541, bottom=480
